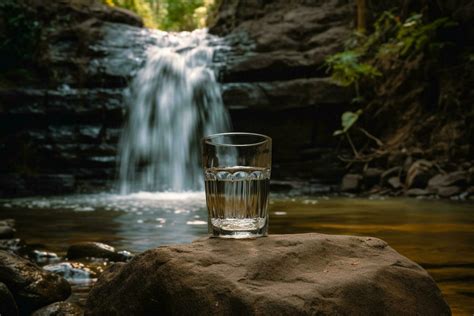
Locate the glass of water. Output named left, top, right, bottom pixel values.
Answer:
left=202, top=132, right=272, bottom=238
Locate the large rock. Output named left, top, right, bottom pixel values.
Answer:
left=406, top=160, right=435, bottom=189
left=0, top=282, right=18, bottom=316
left=27, top=0, right=143, bottom=28
left=211, top=0, right=353, bottom=82
left=0, top=251, right=71, bottom=314
left=428, top=171, right=469, bottom=188
left=341, top=174, right=363, bottom=192
left=222, top=78, right=352, bottom=110
left=86, top=234, right=450, bottom=315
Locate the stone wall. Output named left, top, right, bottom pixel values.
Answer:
left=0, top=0, right=147, bottom=195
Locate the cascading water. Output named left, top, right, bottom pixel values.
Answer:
left=118, top=29, right=231, bottom=193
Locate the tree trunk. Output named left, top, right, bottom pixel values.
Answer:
left=356, top=0, right=367, bottom=33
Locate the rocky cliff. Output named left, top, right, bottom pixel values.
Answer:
left=211, top=0, right=354, bottom=183
left=0, top=0, right=150, bottom=195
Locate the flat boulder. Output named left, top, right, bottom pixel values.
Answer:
left=86, top=234, right=450, bottom=315
left=0, top=251, right=71, bottom=314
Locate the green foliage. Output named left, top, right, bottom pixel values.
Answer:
left=378, top=14, right=458, bottom=58
left=159, top=0, right=204, bottom=31
left=333, top=109, right=363, bottom=136
left=328, top=9, right=460, bottom=151
left=0, top=0, right=41, bottom=71
left=103, top=0, right=219, bottom=31
left=325, top=51, right=381, bottom=87
left=326, top=11, right=458, bottom=110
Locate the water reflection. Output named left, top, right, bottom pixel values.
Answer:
left=0, top=192, right=208, bottom=253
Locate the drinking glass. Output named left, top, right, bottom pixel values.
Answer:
left=202, top=132, right=272, bottom=238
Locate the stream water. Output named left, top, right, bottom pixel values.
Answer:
left=0, top=195, right=472, bottom=314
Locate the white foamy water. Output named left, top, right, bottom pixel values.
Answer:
left=118, top=29, right=231, bottom=193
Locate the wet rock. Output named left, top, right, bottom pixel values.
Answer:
left=387, top=176, right=402, bottom=189
left=428, top=171, right=469, bottom=188
left=0, top=220, right=15, bottom=239
left=32, top=301, right=83, bottom=316
left=0, top=239, right=28, bottom=255
left=427, top=174, right=446, bottom=188
left=341, top=174, right=363, bottom=192
left=116, top=250, right=134, bottom=261
left=406, top=188, right=431, bottom=197
left=381, top=166, right=402, bottom=186
left=30, top=250, right=60, bottom=264
left=86, top=234, right=450, bottom=315
left=406, top=160, right=435, bottom=189
left=67, top=242, right=128, bottom=262
left=0, top=281, right=19, bottom=316
left=363, top=168, right=384, bottom=188
left=437, top=186, right=462, bottom=198
left=43, top=262, right=97, bottom=284
left=0, top=251, right=71, bottom=314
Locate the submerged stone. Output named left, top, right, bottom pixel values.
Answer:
left=86, top=233, right=450, bottom=315
left=43, top=262, right=97, bottom=284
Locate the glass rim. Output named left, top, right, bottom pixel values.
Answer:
left=202, top=132, right=271, bottom=147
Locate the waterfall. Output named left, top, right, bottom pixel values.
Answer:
left=118, top=29, right=231, bottom=193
